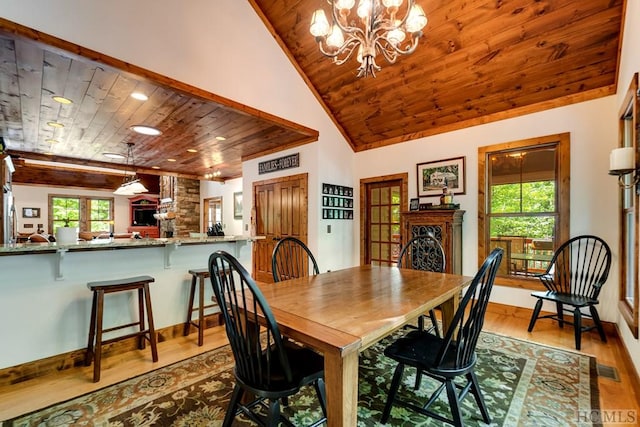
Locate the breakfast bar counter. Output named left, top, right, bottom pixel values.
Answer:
left=0, top=236, right=256, bottom=370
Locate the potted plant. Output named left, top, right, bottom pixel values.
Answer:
left=55, top=218, right=78, bottom=244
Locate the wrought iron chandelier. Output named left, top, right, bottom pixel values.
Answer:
left=310, top=0, right=428, bottom=78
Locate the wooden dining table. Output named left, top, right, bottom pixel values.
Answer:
left=257, top=264, right=472, bottom=426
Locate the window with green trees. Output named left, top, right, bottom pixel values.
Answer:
left=478, top=134, right=570, bottom=287
left=50, top=195, right=113, bottom=233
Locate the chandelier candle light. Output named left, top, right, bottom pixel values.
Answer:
left=310, top=0, right=428, bottom=78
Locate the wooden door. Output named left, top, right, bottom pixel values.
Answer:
left=253, top=173, right=308, bottom=282
left=359, top=173, right=408, bottom=266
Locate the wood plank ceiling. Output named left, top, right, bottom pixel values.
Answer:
left=0, top=0, right=626, bottom=189
left=250, top=0, right=624, bottom=150
left=0, top=18, right=318, bottom=189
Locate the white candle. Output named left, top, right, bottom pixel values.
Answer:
left=610, top=147, right=635, bottom=172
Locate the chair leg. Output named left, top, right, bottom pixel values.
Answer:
left=223, top=384, right=243, bottom=427
left=183, top=274, right=197, bottom=336
left=93, top=290, right=105, bottom=383
left=137, top=288, right=146, bottom=350
left=314, top=378, right=327, bottom=419
left=381, top=363, right=405, bottom=423
left=429, top=309, right=441, bottom=338
left=468, top=371, right=491, bottom=423
left=444, top=379, right=464, bottom=427
left=528, top=299, right=543, bottom=332
left=85, top=291, right=98, bottom=366
left=266, top=398, right=282, bottom=427
left=590, top=306, right=607, bottom=343
left=143, top=283, right=158, bottom=362
left=574, top=307, right=582, bottom=350
left=414, top=368, right=423, bottom=390
left=556, top=301, right=564, bottom=328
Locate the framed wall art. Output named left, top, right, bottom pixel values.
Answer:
left=233, top=192, right=243, bottom=219
left=22, top=207, right=40, bottom=218
left=417, top=156, right=466, bottom=197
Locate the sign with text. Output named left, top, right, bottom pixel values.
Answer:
left=258, top=153, right=300, bottom=175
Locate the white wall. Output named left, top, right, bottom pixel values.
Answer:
left=12, top=184, right=135, bottom=235
left=354, top=96, right=619, bottom=320
left=614, top=0, right=640, bottom=377
left=200, top=177, right=243, bottom=236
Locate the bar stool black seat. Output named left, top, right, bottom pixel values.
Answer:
left=85, top=275, right=158, bottom=382
left=183, top=268, right=220, bottom=346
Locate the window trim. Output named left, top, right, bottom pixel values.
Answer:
left=618, top=73, right=639, bottom=338
left=478, top=133, right=570, bottom=290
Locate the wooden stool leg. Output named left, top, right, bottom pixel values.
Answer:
left=198, top=275, right=206, bottom=346
left=144, top=282, right=159, bottom=362
left=184, top=274, right=197, bottom=336
left=93, top=290, right=105, bottom=382
left=85, top=291, right=98, bottom=366
left=137, top=287, right=146, bottom=350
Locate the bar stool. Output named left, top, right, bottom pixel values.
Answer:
left=184, top=268, right=219, bottom=346
left=85, top=275, right=158, bottom=382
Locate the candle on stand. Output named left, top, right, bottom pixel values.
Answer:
left=609, top=147, right=635, bottom=173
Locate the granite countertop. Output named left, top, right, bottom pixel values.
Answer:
left=0, top=235, right=261, bottom=255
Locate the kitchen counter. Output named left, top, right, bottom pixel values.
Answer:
left=0, top=235, right=260, bottom=255
left=0, top=234, right=257, bottom=370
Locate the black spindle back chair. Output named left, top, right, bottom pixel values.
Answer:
left=209, top=250, right=326, bottom=426
left=272, top=236, right=320, bottom=282
left=528, top=234, right=611, bottom=350
left=381, top=248, right=504, bottom=426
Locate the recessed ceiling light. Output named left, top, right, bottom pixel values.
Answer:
left=103, top=152, right=126, bottom=159
left=130, top=92, right=149, bottom=101
left=187, top=148, right=198, bottom=153
left=52, top=95, right=73, bottom=104
left=47, top=121, right=64, bottom=128
left=130, top=125, right=162, bottom=136
left=167, top=158, right=176, bottom=162
left=215, top=136, right=226, bottom=141
left=45, top=138, right=59, bottom=144
left=151, top=166, right=161, bottom=169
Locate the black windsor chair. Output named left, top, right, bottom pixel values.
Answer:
left=527, top=234, right=612, bottom=350
left=272, top=236, right=320, bottom=282
left=208, top=250, right=327, bottom=427
left=381, top=248, right=503, bottom=427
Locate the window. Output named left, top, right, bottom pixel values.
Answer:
left=618, top=74, right=639, bottom=338
left=478, top=134, right=570, bottom=289
left=49, top=195, right=114, bottom=233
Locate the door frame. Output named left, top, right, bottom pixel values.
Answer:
left=359, top=173, right=408, bottom=265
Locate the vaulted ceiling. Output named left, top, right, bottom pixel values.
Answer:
left=0, top=0, right=626, bottom=189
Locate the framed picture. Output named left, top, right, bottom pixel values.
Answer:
left=417, top=156, right=466, bottom=197
left=233, top=192, right=243, bottom=219
left=22, top=207, right=40, bottom=218
left=409, top=198, right=420, bottom=211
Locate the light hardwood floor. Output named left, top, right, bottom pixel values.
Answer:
left=0, top=303, right=639, bottom=424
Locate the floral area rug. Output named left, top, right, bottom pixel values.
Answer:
left=5, top=328, right=600, bottom=426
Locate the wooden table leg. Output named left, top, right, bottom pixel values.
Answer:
left=323, top=349, right=359, bottom=427
left=439, top=291, right=460, bottom=334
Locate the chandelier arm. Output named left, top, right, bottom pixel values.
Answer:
left=316, top=36, right=361, bottom=61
